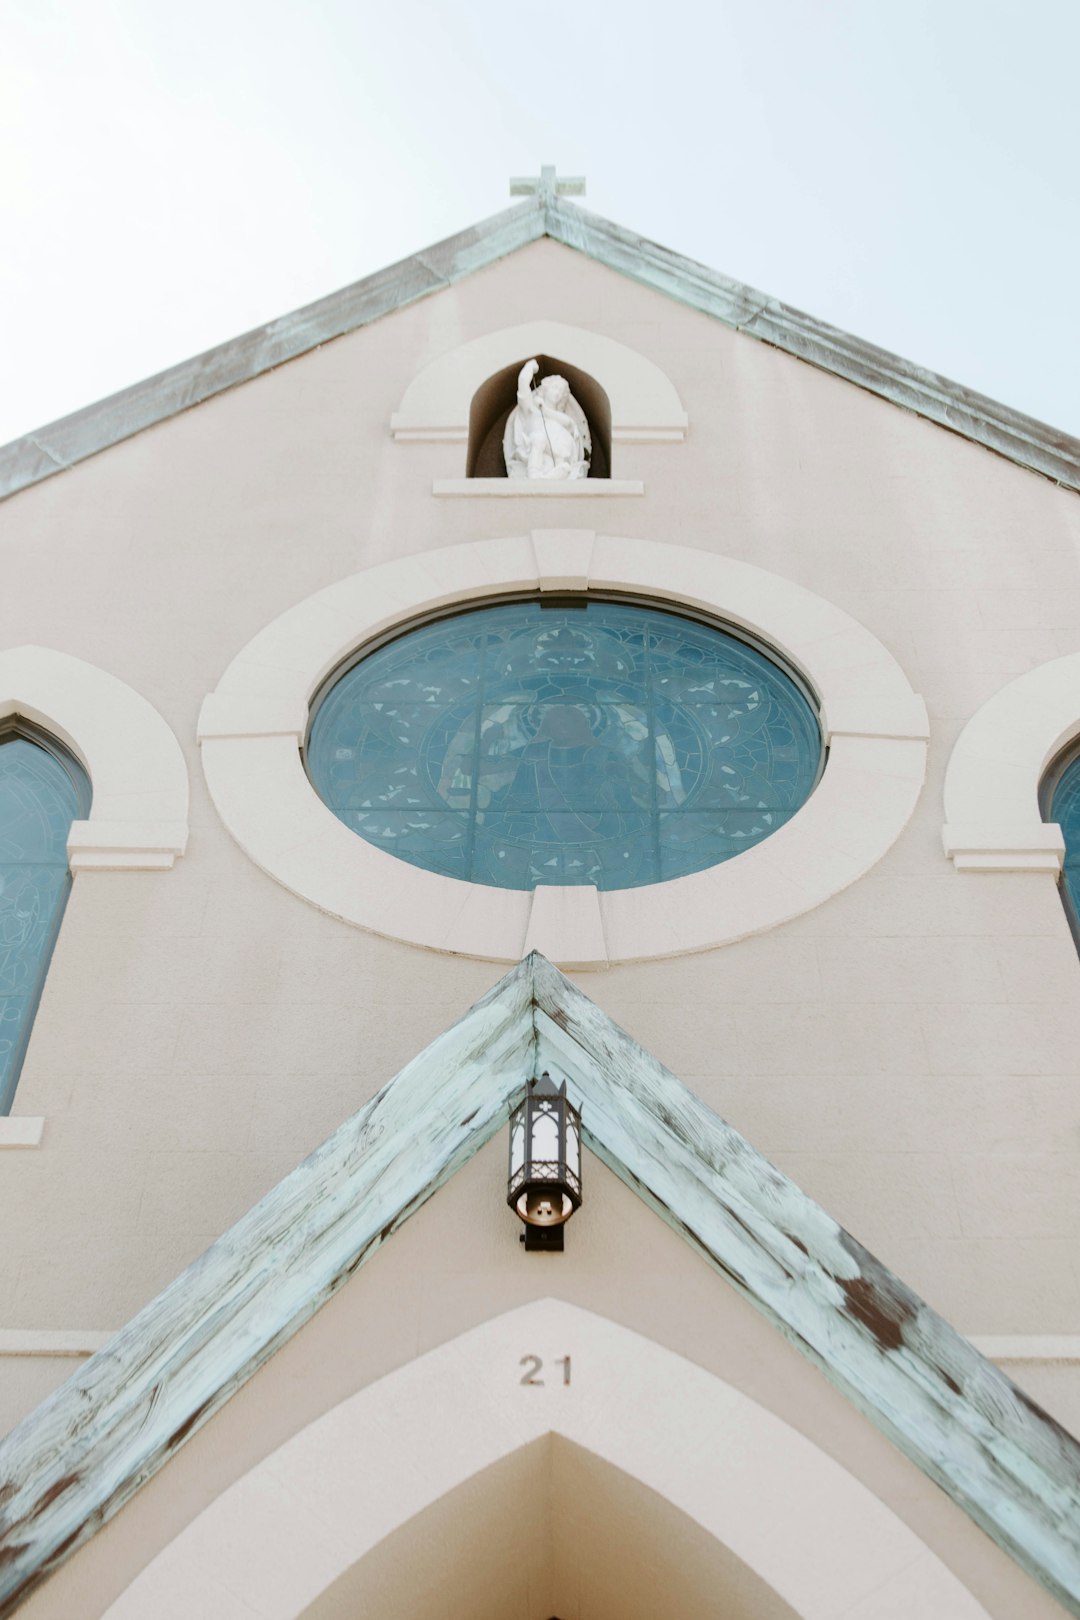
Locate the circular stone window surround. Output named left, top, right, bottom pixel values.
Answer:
left=198, top=532, right=928, bottom=968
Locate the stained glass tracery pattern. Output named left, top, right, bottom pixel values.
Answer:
left=307, top=599, right=822, bottom=893
left=0, top=731, right=90, bottom=1112
left=1048, top=751, right=1080, bottom=939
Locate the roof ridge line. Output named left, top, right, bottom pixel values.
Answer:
left=1, top=191, right=1078, bottom=501
left=0, top=195, right=545, bottom=502
left=544, top=194, right=1080, bottom=487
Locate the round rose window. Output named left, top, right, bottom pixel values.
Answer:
left=306, top=598, right=821, bottom=891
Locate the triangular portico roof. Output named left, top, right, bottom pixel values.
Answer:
left=0, top=953, right=1078, bottom=1614
left=2, top=178, right=1078, bottom=500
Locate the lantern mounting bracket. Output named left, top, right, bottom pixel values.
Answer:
left=520, top=1225, right=564, bottom=1251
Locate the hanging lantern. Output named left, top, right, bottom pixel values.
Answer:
left=507, top=1072, right=583, bottom=1251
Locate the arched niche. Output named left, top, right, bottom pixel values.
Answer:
left=467, top=354, right=612, bottom=477
left=102, top=1301, right=993, bottom=1620
left=390, top=319, right=688, bottom=446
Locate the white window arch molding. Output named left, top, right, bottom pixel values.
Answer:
left=392, top=320, right=686, bottom=497
left=102, top=1301, right=992, bottom=1620
left=198, top=533, right=927, bottom=968
left=0, top=645, right=189, bottom=873
left=0, top=646, right=189, bottom=1145
left=942, top=652, right=1080, bottom=872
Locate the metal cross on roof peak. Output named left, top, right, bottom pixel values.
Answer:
left=509, top=165, right=586, bottom=204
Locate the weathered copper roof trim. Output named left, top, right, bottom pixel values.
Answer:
left=1, top=193, right=1078, bottom=500
left=0, top=954, right=1078, bottom=1615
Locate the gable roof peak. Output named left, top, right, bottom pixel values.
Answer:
left=1, top=184, right=1078, bottom=501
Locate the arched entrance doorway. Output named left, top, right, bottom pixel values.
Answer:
left=299, top=1435, right=802, bottom=1620
left=103, top=1302, right=992, bottom=1619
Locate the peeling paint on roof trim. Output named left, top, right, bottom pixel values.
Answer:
left=0, top=955, right=1078, bottom=1616
left=0, top=199, right=546, bottom=503
left=543, top=198, right=1080, bottom=489
left=1, top=194, right=1078, bottom=502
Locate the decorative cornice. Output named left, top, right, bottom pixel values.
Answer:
left=1, top=193, right=1077, bottom=501
left=0, top=956, right=1078, bottom=1614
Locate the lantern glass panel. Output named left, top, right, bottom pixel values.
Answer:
left=566, top=1119, right=580, bottom=1178
left=530, top=1106, right=560, bottom=1166
left=509, top=1116, right=525, bottom=1178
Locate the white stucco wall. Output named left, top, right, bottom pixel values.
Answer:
left=2, top=236, right=1080, bottom=1613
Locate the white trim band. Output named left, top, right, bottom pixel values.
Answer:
left=971, top=1336, right=1080, bottom=1364
left=0, top=1118, right=44, bottom=1148
left=199, top=533, right=927, bottom=966
left=0, top=1331, right=110, bottom=1358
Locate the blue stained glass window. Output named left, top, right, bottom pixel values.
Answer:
left=0, top=728, right=90, bottom=1112
left=307, top=599, right=822, bottom=893
left=1048, top=751, right=1080, bottom=939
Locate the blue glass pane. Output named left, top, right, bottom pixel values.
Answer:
left=1050, top=754, right=1080, bottom=930
left=307, top=600, right=822, bottom=892
left=0, top=736, right=89, bottom=1111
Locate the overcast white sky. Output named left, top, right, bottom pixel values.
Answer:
left=3, top=0, right=1078, bottom=445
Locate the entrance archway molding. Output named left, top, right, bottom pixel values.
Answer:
left=102, top=1300, right=991, bottom=1620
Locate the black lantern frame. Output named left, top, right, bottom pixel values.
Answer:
left=507, top=1072, right=582, bottom=1251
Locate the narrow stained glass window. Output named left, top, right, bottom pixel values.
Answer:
left=1046, top=750, right=1080, bottom=942
left=0, top=727, right=90, bottom=1112
left=307, top=599, right=822, bottom=893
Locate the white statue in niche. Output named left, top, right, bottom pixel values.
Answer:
left=503, top=358, right=591, bottom=480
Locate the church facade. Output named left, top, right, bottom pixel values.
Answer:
left=0, top=174, right=1079, bottom=1617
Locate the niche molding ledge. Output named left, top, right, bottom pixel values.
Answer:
left=432, top=478, right=644, bottom=497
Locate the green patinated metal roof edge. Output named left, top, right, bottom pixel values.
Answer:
left=2, top=192, right=1078, bottom=501
left=0, top=954, right=1078, bottom=1615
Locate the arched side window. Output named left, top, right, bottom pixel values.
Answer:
left=1042, top=747, right=1080, bottom=941
left=0, top=722, right=90, bottom=1113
